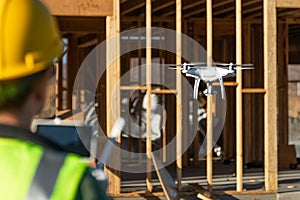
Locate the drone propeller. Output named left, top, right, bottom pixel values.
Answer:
left=168, top=67, right=184, bottom=70
left=234, top=67, right=255, bottom=70
left=165, top=62, right=207, bottom=67
left=214, top=62, right=253, bottom=67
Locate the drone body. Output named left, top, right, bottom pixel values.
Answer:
left=168, top=62, right=253, bottom=100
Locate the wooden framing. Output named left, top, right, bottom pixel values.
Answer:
left=236, top=0, right=243, bottom=192
left=50, top=0, right=300, bottom=197
left=206, top=0, right=213, bottom=193
left=106, top=0, right=121, bottom=195
left=146, top=0, right=152, bottom=193
left=176, top=0, right=183, bottom=194
left=42, top=0, right=113, bottom=16
left=277, top=0, right=300, bottom=8
left=264, top=0, right=278, bottom=192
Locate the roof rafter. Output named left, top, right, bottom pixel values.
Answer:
left=162, top=0, right=205, bottom=17
left=121, top=0, right=145, bottom=16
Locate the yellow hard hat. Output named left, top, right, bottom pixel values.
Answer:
left=0, top=0, right=62, bottom=81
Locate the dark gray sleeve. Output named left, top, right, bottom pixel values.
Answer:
left=75, top=169, right=111, bottom=200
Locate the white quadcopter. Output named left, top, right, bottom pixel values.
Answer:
left=167, top=62, right=254, bottom=99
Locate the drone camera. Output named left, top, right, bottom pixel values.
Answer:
left=203, top=89, right=217, bottom=96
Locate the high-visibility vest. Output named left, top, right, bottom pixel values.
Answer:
left=0, top=138, right=87, bottom=200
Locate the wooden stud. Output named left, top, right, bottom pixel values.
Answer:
left=206, top=0, right=213, bottom=193
left=176, top=0, right=182, bottom=193
left=277, top=0, right=300, bottom=8
left=106, top=0, right=121, bottom=195
left=146, top=0, right=153, bottom=193
left=263, top=0, right=278, bottom=192
left=236, top=0, right=243, bottom=192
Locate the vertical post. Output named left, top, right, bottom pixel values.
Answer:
left=206, top=0, right=213, bottom=193
left=146, top=0, right=153, bottom=193
left=106, top=0, right=121, bottom=195
left=236, top=0, right=243, bottom=192
left=263, top=0, right=278, bottom=192
left=176, top=0, right=182, bottom=193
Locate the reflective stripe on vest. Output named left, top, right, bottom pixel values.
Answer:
left=26, top=150, right=66, bottom=200
left=0, top=138, right=87, bottom=200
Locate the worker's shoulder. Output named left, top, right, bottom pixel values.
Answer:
left=0, top=124, right=70, bottom=152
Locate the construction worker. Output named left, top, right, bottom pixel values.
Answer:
left=0, top=0, right=110, bottom=199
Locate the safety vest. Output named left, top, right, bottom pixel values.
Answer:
left=0, top=138, right=87, bottom=200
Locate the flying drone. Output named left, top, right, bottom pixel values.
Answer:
left=167, top=62, right=254, bottom=99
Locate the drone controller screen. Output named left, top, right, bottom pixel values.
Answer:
left=36, top=124, right=92, bottom=157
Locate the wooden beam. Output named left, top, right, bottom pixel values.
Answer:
left=122, top=2, right=146, bottom=15
left=106, top=0, right=121, bottom=195
left=277, top=0, right=300, bottom=8
left=214, top=0, right=234, bottom=10
left=183, top=0, right=204, bottom=10
left=176, top=0, right=182, bottom=194
left=243, top=0, right=262, bottom=7
left=206, top=0, right=213, bottom=194
left=227, top=0, right=262, bottom=17
left=41, top=0, right=113, bottom=16
left=263, top=0, right=278, bottom=192
left=153, top=1, right=175, bottom=12
left=213, top=5, right=235, bottom=16
left=242, top=88, right=266, bottom=93
left=120, top=86, right=148, bottom=90
left=162, top=0, right=205, bottom=17
left=184, top=0, right=232, bottom=18
left=146, top=0, right=153, bottom=194
left=57, top=17, right=105, bottom=33
left=214, top=0, right=259, bottom=17
left=278, top=9, right=300, bottom=18
left=247, top=11, right=263, bottom=19
left=236, top=0, right=243, bottom=192
left=213, top=82, right=238, bottom=87
left=151, top=89, right=177, bottom=94
left=243, top=5, right=262, bottom=15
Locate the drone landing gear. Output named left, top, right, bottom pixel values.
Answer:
left=203, top=89, right=217, bottom=96
left=203, top=82, right=217, bottom=97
